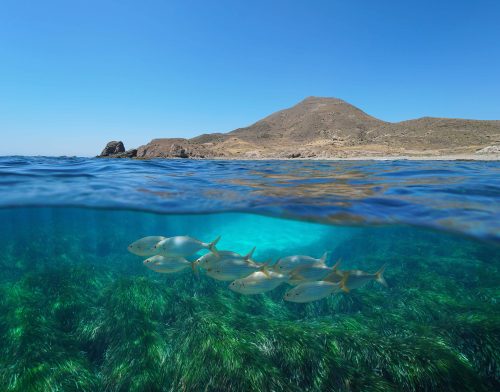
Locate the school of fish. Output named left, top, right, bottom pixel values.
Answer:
left=128, top=235, right=388, bottom=303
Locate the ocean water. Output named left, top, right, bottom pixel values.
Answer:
left=0, top=157, right=499, bottom=391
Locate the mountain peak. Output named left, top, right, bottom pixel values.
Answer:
left=299, top=96, right=345, bottom=104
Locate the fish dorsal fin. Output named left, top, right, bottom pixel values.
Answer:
left=208, top=236, right=221, bottom=257
left=320, top=251, right=331, bottom=263
left=244, top=246, right=256, bottom=261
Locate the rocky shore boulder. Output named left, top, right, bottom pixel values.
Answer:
left=98, top=141, right=137, bottom=158
left=476, top=145, right=500, bottom=154
left=100, top=141, right=125, bottom=156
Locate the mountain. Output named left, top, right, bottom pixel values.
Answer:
left=102, top=97, right=500, bottom=159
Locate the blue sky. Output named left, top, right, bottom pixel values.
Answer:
left=1, top=0, right=499, bottom=156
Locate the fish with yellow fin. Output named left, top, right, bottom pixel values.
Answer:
left=229, top=270, right=289, bottom=295
left=325, top=263, right=388, bottom=292
left=154, top=235, right=221, bottom=257
left=284, top=281, right=341, bottom=303
left=195, top=247, right=256, bottom=270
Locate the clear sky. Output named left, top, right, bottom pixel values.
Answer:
left=1, top=0, right=499, bottom=156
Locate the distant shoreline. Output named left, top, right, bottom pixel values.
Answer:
left=127, top=153, right=500, bottom=161
left=2, top=154, right=498, bottom=161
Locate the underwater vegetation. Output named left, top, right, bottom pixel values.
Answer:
left=0, top=208, right=499, bottom=391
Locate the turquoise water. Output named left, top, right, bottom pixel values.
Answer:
left=0, top=157, right=499, bottom=391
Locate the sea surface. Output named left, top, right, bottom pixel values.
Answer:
left=0, top=156, right=498, bottom=391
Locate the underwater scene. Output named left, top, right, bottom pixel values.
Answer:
left=0, top=157, right=499, bottom=391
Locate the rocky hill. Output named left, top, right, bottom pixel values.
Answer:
left=99, top=97, right=500, bottom=159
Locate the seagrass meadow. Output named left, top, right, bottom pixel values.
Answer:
left=0, top=207, right=498, bottom=392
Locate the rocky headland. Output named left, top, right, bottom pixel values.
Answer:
left=98, top=97, right=500, bottom=159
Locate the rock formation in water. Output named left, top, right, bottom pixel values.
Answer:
left=99, top=97, right=500, bottom=159
left=98, top=141, right=137, bottom=158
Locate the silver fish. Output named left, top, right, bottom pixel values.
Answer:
left=206, top=258, right=267, bottom=281
left=128, top=236, right=166, bottom=256
left=273, top=252, right=329, bottom=274
left=143, top=255, right=196, bottom=274
left=288, top=263, right=334, bottom=285
left=155, top=235, right=220, bottom=257
left=195, top=247, right=256, bottom=270
left=284, top=281, right=341, bottom=303
left=229, top=270, right=289, bottom=295
left=338, top=264, right=387, bottom=292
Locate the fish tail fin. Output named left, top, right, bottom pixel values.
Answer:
left=320, top=251, right=331, bottom=264
left=244, top=246, right=256, bottom=261
left=208, top=236, right=221, bottom=256
left=340, top=272, right=350, bottom=293
left=332, top=258, right=342, bottom=271
left=191, top=261, right=200, bottom=278
left=375, top=264, right=388, bottom=287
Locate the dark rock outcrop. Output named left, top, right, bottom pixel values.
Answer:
left=113, top=149, right=138, bottom=158
left=100, top=141, right=125, bottom=156
left=98, top=141, right=137, bottom=158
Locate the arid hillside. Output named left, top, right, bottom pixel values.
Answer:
left=100, top=97, right=500, bottom=159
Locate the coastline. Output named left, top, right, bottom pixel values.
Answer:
left=130, top=153, right=500, bottom=161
